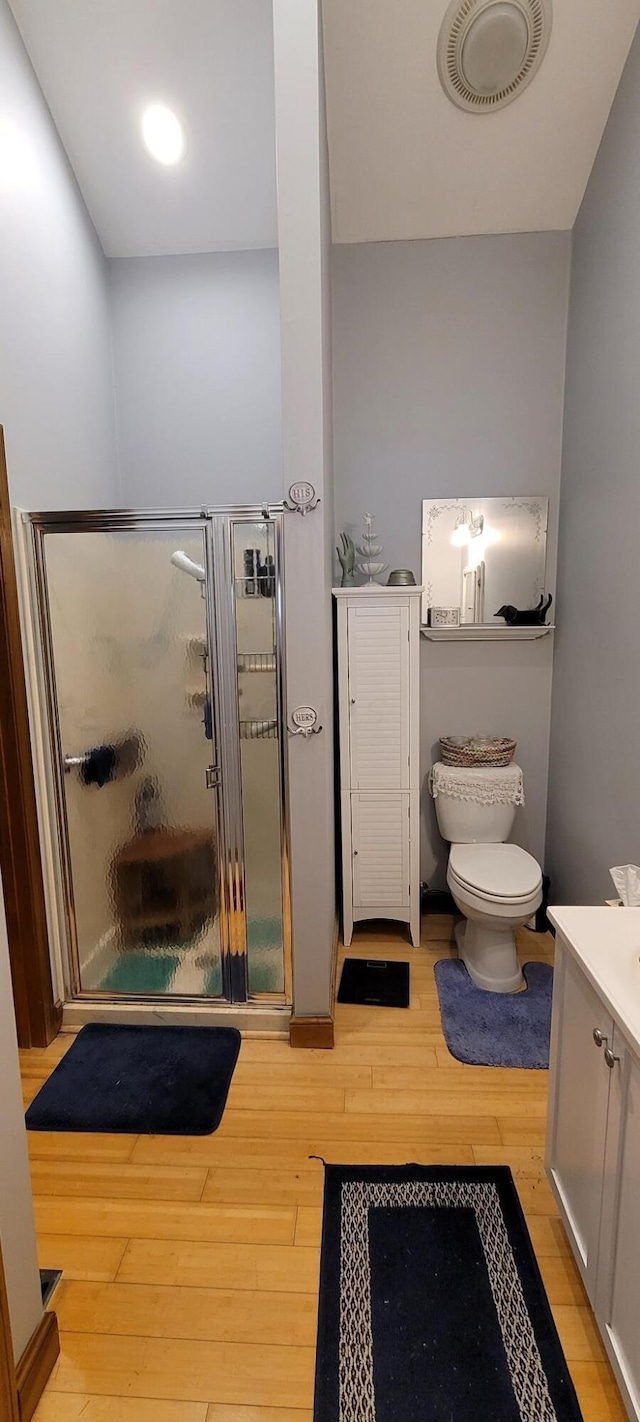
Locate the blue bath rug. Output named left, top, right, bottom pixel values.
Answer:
left=26, top=1023, right=241, bottom=1135
left=434, top=959, right=553, bottom=1068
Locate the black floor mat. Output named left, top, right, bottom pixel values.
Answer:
left=338, top=957, right=410, bottom=1008
left=26, top=1023, right=241, bottom=1135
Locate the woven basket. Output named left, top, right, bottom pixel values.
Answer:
left=439, top=735, right=516, bottom=768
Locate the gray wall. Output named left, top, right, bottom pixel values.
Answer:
left=0, top=0, right=117, bottom=1356
left=332, top=234, right=571, bottom=884
left=109, top=249, right=282, bottom=507
left=546, top=27, right=640, bottom=904
left=0, top=0, right=119, bottom=509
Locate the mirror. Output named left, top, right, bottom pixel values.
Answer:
left=421, top=496, right=549, bottom=626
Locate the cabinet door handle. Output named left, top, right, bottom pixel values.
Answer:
left=593, top=1028, right=608, bottom=1048
left=604, top=1046, right=620, bottom=1069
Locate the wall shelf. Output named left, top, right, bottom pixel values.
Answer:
left=420, top=624, right=555, bottom=642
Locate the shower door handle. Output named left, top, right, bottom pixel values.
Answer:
left=205, top=765, right=222, bottom=790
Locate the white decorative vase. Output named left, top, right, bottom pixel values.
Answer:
left=356, top=513, right=387, bottom=584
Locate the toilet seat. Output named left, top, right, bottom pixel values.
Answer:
left=448, top=842, right=542, bottom=903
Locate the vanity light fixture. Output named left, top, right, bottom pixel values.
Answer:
left=451, top=507, right=484, bottom=546
left=141, top=104, right=185, bottom=166
left=451, top=508, right=471, bottom=546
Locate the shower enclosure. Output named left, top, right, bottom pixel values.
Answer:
left=23, top=507, right=290, bottom=1011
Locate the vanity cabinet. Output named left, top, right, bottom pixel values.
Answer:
left=546, top=915, right=640, bottom=1421
left=334, top=587, right=421, bottom=948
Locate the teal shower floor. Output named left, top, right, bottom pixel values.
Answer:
left=100, top=954, right=180, bottom=995
left=97, top=917, right=283, bottom=997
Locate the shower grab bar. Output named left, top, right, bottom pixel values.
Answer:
left=62, top=733, right=142, bottom=783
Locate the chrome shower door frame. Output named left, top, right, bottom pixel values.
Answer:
left=209, top=509, right=292, bottom=1008
left=25, top=505, right=291, bottom=1009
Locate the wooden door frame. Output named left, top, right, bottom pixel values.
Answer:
left=0, top=1234, right=19, bottom=1422
left=0, top=427, right=61, bottom=1047
left=1, top=1235, right=60, bottom=1422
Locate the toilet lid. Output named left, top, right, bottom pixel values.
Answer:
left=449, top=843, right=542, bottom=900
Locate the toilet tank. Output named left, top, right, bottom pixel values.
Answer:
left=430, top=763, right=523, bottom=843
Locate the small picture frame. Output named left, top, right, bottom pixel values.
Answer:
left=430, top=606, right=460, bottom=628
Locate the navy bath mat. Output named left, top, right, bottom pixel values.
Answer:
left=314, top=1164, right=583, bottom=1421
left=434, top=959, right=553, bottom=1068
left=338, top=957, right=410, bottom=1007
left=26, top=1023, right=241, bottom=1135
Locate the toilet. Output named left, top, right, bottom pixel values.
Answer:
left=429, top=762, right=543, bottom=993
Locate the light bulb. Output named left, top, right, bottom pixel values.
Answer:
left=0, top=119, right=39, bottom=191
left=141, top=105, right=185, bottom=166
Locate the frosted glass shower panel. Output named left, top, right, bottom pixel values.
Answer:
left=233, top=521, right=285, bottom=993
left=43, top=528, right=222, bottom=996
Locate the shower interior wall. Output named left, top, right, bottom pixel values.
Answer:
left=41, top=530, right=219, bottom=995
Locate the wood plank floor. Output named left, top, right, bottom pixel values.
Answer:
left=22, top=918, right=627, bottom=1421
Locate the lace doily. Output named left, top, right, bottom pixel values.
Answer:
left=429, top=762, right=525, bottom=807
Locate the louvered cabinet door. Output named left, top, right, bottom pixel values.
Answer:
left=347, top=603, right=410, bottom=790
left=351, top=792, right=410, bottom=910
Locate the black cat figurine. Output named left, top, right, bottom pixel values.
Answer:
left=495, top=593, right=553, bottom=626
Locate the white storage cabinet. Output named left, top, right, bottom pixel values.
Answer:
left=546, top=912, right=640, bottom=1421
left=334, top=586, right=421, bottom=948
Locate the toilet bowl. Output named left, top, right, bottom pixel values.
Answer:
left=430, top=762, right=543, bottom=993
left=447, top=842, right=542, bottom=992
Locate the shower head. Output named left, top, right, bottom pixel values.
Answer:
left=171, top=550, right=206, bottom=583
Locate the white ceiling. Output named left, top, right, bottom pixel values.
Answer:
left=8, top=0, right=278, bottom=258
left=322, top=0, right=640, bottom=242
left=8, top=0, right=640, bottom=254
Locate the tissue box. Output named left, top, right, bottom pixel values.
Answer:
left=609, top=864, right=640, bottom=907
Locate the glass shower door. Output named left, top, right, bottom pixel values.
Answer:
left=39, top=524, right=224, bottom=998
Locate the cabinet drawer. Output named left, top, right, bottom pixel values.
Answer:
left=351, top=792, right=410, bottom=909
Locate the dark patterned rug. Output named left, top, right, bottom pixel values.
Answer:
left=314, top=1165, right=583, bottom=1421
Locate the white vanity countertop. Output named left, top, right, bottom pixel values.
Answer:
left=549, top=906, right=640, bottom=1055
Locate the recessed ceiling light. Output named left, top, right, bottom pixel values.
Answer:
left=141, top=105, right=184, bottom=165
